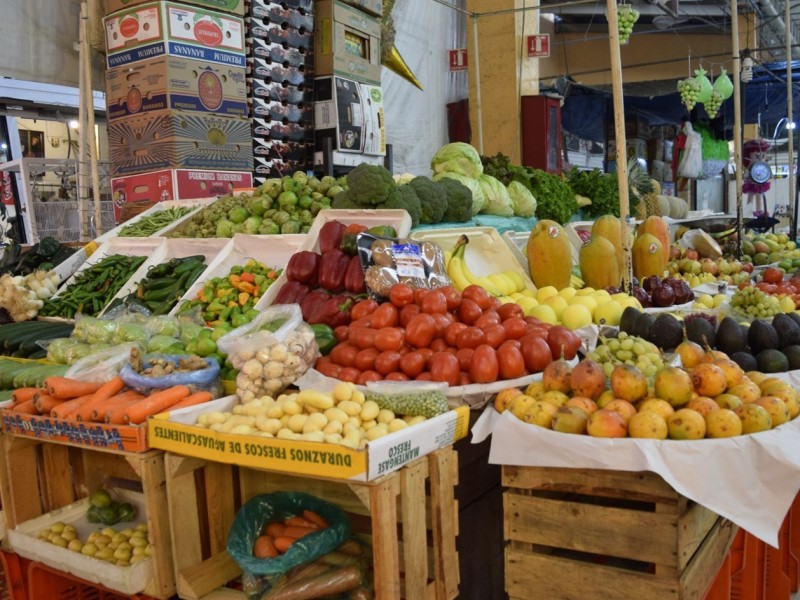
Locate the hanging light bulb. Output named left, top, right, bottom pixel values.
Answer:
left=741, top=53, right=754, bottom=83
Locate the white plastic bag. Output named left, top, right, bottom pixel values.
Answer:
left=677, top=123, right=703, bottom=179
left=65, top=342, right=141, bottom=383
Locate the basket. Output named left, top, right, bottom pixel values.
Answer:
left=0, top=551, right=29, bottom=600
left=26, top=561, right=158, bottom=600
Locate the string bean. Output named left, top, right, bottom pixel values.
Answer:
left=118, top=207, right=193, bottom=237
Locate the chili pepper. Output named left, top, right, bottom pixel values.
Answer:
left=308, top=295, right=354, bottom=328
left=285, top=251, right=320, bottom=285
left=367, top=225, right=397, bottom=238
left=173, top=256, right=205, bottom=275
left=273, top=280, right=310, bottom=305
left=240, top=272, right=256, bottom=284
left=300, top=289, right=331, bottom=322
left=340, top=224, right=369, bottom=255
left=319, top=221, right=347, bottom=253
left=344, top=255, right=366, bottom=294
left=318, top=249, right=350, bottom=292
left=310, top=323, right=337, bottom=355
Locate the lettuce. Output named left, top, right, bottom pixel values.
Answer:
left=507, top=181, right=537, bottom=217
left=430, top=143, right=484, bottom=179
left=478, top=175, right=513, bottom=217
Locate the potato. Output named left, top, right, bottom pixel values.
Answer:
left=232, top=405, right=245, bottom=415
left=287, top=413, right=308, bottom=433
left=332, top=382, right=353, bottom=403
left=266, top=402, right=285, bottom=419
left=280, top=415, right=291, bottom=427
left=407, top=415, right=427, bottom=426
left=339, top=438, right=357, bottom=449
left=348, top=416, right=363, bottom=429
left=388, top=419, right=409, bottom=433
left=276, top=428, right=295, bottom=440
left=243, top=403, right=268, bottom=417
left=196, top=413, right=209, bottom=426
left=209, top=423, right=224, bottom=432
left=377, top=409, right=395, bottom=424
left=300, top=431, right=325, bottom=443
left=338, top=400, right=361, bottom=416
left=361, top=419, right=377, bottom=431
left=323, top=420, right=343, bottom=435
left=359, top=400, right=380, bottom=422
left=256, top=415, right=282, bottom=435
left=283, top=399, right=302, bottom=416
left=366, top=426, right=388, bottom=441
left=258, top=432, right=275, bottom=438
left=344, top=430, right=362, bottom=445
left=342, top=422, right=360, bottom=437
left=220, top=420, right=237, bottom=433
left=324, top=433, right=343, bottom=444
left=324, top=407, right=349, bottom=424
left=298, top=390, right=334, bottom=410
left=351, top=389, right=366, bottom=405
left=230, top=425, right=254, bottom=435
left=303, top=412, right=328, bottom=433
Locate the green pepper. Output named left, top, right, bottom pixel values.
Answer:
left=310, top=324, right=337, bottom=356
left=230, top=265, right=244, bottom=275
left=174, top=257, right=205, bottom=275
left=254, top=274, right=266, bottom=286
left=196, top=337, right=217, bottom=357
left=231, top=313, right=250, bottom=328
left=367, top=225, right=397, bottom=238
left=340, top=233, right=361, bottom=256
left=219, top=306, right=233, bottom=322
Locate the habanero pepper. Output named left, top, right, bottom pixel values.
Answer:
left=344, top=255, right=366, bottom=294
left=319, top=221, right=347, bottom=253
left=285, top=251, right=320, bottom=285
left=300, top=289, right=331, bottom=322
left=308, top=294, right=354, bottom=328
left=318, top=249, right=350, bottom=292
left=273, top=280, right=310, bottom=304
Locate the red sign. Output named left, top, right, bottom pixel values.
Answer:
left=1, top=172, right=14, bottom=207
left=119, top=16, right=140, bottom=38
left=194, top=20, right=224, bottom=47
left=527, top=34, right=550, bottom=58
left=448, top=49, right=468, bottom=72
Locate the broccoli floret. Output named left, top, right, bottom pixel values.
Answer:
left=383, top=185, right=422, bottom=228
left=437, top=178, right=473, bottom=223
left=331, top=190, right=360, bottom=209
left=345, top=163, right=394, bottom=206
left=408, top=176, right=447, bottom=224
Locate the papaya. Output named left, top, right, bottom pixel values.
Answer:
left=637, top=216, right=670, bottom=265
left=591, top=215, right=624, bottom=280
left=528, top=220, right=572, bottom=290
left=632, top=233, right=667, bottom=281
left=580, top=236, right=620, bottom=289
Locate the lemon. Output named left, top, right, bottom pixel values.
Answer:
left=569, top=295, right=598, bottom=313
left=593, top=301, right=623, bottom=326
left=536, top=286, right=558, bottom=303
left=575, top=287, right=596, bottom=296
left=697, top=294, right=715, bottom=308
left=713, top=294, right=726, bottom=308
left=780, top=296, right=796, bottom=313
left=558, top=286, right=578, bottom=300
left=544, top=295, right=569, bottom=320
left=561, top=304, right=593, bottom=330
left=90, top=489, right=112, bottom=509
left=528, top=304, right=558, bottom=325
left=520, top=288, right=537, bottom=298
left=516, top=297, right=538, bottom=314
left=592, top=290, right=612, bottom=306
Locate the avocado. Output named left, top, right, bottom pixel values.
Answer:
left=619, top=306, right=642, bottom=335
left=731, top=351, right=758, bottom=372
left=773, top=313, right=800, bottom=348
left=651, top=314, right=683, bottom=351
left=747, top=319, right=780, bottom=354
left=783, top=345, right=800, bottom=370
left=756, top=348, right=789, bottom=373
left=716, top=317, right=748, bottom=355
left=634, top=313, right=656, bottom=343
left=787, top=312, right=800, bottom=329
left=686, top=317, right=716, bottom=348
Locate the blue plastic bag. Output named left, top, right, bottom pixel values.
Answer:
left=119, top=353, right=220, bottom=395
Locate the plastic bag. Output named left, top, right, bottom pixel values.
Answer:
left=677, top=123, right=703, bottom=179
left=227, top=492, right=351, bottom=598
left=72, top=315, right=117, bottom=345
left=119, top=353, right=221, bottom=395
left=66, top=343, right=142, bottom=383
left=143, top=315, right=181, bottom=338
left=217, top=305, right=318, bottom=402
left=43, top=337, right=81, bottom=364
left=65, top=343, right=93, bottom=365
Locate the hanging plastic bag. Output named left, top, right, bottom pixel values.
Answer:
left=677, top=123, right=704, bottom=179
left=693, top=67, right=713, bottom=103
left=713, top=67, right=734, bottom=100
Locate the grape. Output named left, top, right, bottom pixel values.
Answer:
left=704, top=90, right=723, bottom=119
left=731, top=286, right=782, bottom=318
left=592, top=333, right=665, bottom=379
left=677, top=77, right=701, bottom=110
left=616, top=5, right=639, bottom=45
left=620, top=338, right=634, bottom=351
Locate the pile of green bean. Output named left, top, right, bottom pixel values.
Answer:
left=118, top=206, right=193, bottom=237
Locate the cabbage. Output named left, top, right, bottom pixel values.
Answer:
left=216, top=219, right=234, bottom=237
left=477, top=175, right=513, bottom=217
left=507, top=181, right=537, bottom=217
left=430, top=143, right=484, bottom=179
left=46, top=338, right=79, bottom=364
left=144, top=315, right=180, bottom=337
left=433, top=172, right=485, bottom=215
left=73, top=317, right=116, bottom=345
left=113, top=322, right=150, bottom=344
left=148, top=334, right=182, bottom=353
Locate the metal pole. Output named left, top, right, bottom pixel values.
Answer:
left=731, top=0, right=744, bottom=258
left=786, top=0, right=795, bottom=239
left=471, top=14, right=484, bottom=154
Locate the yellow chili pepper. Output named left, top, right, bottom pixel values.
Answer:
left=216, top=289, right=228, bottom=298
left=229, top=274, right=241, bottom=286
left=238, top=281, right=256, bottom=294
left=227, top=301, right=238, bottom=308
left=239, top=292, right=250, bottom=305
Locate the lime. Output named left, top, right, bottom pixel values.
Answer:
left=100, top=505, right=121, bottom=526
left=89, top=489, right=112, bottom=509
left=117, top=502, right=136, bottom=523
left=86, top=506, right=101, bottom=523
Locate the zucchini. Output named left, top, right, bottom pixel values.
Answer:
left=0, top=362, right=31, bottom=388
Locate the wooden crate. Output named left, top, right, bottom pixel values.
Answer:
left=503, top=466, right=737, bottom=600
left=164, top=447, right=460, bottom=600
left=0, top=434, right=175, bottom=599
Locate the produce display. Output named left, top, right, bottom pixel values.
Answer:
left=0, top=358, right=68, bottom=390
left=446, top=234, right=527, bottom=297
left=0, top=320, right=74, bottom=359
left=252, top=510, right=329, bottom=558
left=0, top=236, right=78, bottom=276
left=586, top=331, right=666, bottom=378
left=37, top=520, right=152, bottom=566
left=117, top=206, right=194, bottom=237
left=85, top=488, right=136, bottom=526
left=0, top=271, right=61, bottom=322
left=39, top=255, right=147, bottom=319
left=740, top=232, right=799, bottom=267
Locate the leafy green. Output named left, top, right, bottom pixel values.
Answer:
left=478, top=175, right=513, bottom=217
left=566, top=168, right=622, bottom=218
left=527, top=169, right=578, bottom=224
left=507, top=181, right=537, bottom=217
left=431, top=142, right=484, bottom=179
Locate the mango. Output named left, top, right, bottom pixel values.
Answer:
left=632, top=233, right=666, bottom=281
left=637, top=216, right=671, bottom=265
left=579, top=236, right=620, bottom=290
left=591, top=215, right=625, bottom=282
left=528, top=220, right=572, bottom=290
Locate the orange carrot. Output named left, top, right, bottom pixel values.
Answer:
left=105, top=400, right=148, bottom=425
left=302, top=510, right=329, bottom=529
left=123, top=385, right=191, bottom=424
left=284, top=516, right=319, bottom=530
left=254, top=535, right=278, bottom=558
left=273, top=536, right=296, bottom=553
left=50, top=393, right=95, bottom=419
left=11, top=388, right=39, bottom=404
left=34, top=394, right=63, bottom=415
left=265, top=522, right=286, bottom=538
left=92, top=391, right=147, bottom=422
left=73, top=377, right=126, bottom=421
left=44, top=377, right=103, bottom=400
left=282, top=526, right=316, bottom=540
left=167, top=391, right=213, bottom=411
left=11, top=399, right=37, bottom=414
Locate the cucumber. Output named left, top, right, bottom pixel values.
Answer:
left=0, top=362, right=33, bottom=388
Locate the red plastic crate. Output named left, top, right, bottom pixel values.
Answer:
left=26, top=562, right=158, bottom=600
left=0, top=551, right=29, bottom=600
left=731, top=528, right=767, bottom=600
left=702, top=553, right=731, bottom=600
left=765, top=515, right=793, bottom=600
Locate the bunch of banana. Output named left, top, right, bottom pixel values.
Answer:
left=445, top=235, right=528, bottom=297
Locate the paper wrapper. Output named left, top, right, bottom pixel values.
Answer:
left=472, top=405, right=800, bottom=548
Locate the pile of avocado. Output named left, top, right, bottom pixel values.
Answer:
left=619, top=306, right=800, bottom=373
left=86, top=489, right=136, bottom=526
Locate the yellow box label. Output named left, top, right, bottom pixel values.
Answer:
left=83, top=241, right=98, bottom=257
left=320, top=18, right=332, bottom=55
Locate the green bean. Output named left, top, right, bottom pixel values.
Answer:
left=117, top=206, right=193, bottom=237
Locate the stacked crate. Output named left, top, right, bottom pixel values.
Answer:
left=245, top=0, right=316, bottom=183
left=102, top=0, right=254, bottom=220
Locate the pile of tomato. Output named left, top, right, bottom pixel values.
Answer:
left=315, top=283, right=582, bottom=386
left=743, top=267, right=800, bottom=308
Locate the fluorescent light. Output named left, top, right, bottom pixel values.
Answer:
left=788, top=122, right=797, bottom=130
left=68, top=120, right=79, bottom=129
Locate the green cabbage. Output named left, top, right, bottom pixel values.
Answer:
left=433, top=172, right=485, bottom=215
left=430, top=143, right=484, bottom=179
left=113, top=322, right=150, bottom=344
left=148, top=335, right=182, bottom=353
left=507, top=181, right=537, bottom=217
left=477, top=175, right=513, bottom=217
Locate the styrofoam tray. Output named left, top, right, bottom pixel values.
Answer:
left=94, top=198, right=218, bottom=245
left=176, top=233, right=306, bottom=316
left=7, top=489, right=153, bottom=595
left=300, top=209, right=413, bottom=252
left=501, top=230, right=531, bottom=272
left=99, top=238, right=228, bottom=316
left=409, top=227, right=535, bottom=290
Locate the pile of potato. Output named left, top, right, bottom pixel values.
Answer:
left=37, top=521, right=152, bottom=566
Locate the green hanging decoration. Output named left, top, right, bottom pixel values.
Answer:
left=713, top=67, right=734, bottom=101
left=694, top=67, right=713, bottom=103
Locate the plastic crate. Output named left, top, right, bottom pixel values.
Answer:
left=0, top=551, right=29, bottom=600
left=26, top=561, right=158, bottom=600
left=730, top=529, right=766, bottom=600
left=702, top=554, right=731, bottom=600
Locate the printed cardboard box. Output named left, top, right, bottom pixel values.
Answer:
left=252, top=138, right=314, bottom=161
left=250, top=0, right=312, bottom=13
left=314, top=0, right=381, bottom=85
left=103, top=0, right=246, bottom=16
left=254, top=156, right=311, bottom=178
left=247, top=6, right=314, bottom=34
left=106, top=57, right=247, bottom=121
left=247, top=44, right=312, bottom=71
left=252, top=118, right=313, bottom=142
left=250, top=80, right=312, bottom=106
left=104, top=2, right=245, bottom=69
left=250, top=100, right=312, bottom=125
left=314, top=75, right=384, bottom=158
left=108, top=111, right=253, bottom=176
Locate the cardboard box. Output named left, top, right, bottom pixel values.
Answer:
left=664, top=140, right=675, bottom=161
left=661, top=181, right=676, bottom=196
left=148, top=396, right=470, bottom=481
left=253, top=138, right=314, bottom=160
left=246, top=60, right=308, bottom=86
left=103, top=0, right=246, bottom=16
left=651, top=159, right=668, bottom=181
left=252, top=118, right=313, bottom=142
left=250, top=0, right=312, bottom=15
left=254, top=156, right=312, bottom=177
left=247, top=6, right=314, bottom=32
left=626, top=138, right=648, bottom=160
left=250, top=100, right=313, bottom=125
left=338, top=0, right=382, bottom=17
left=250, top=80, right=312, bottom=106
left=104, top=2, right=245, bottom=69
left=314, top=0, right=381, bottom=85
left=247, top=43, right=312, bottom=71
left=108, top=111, right=253, bottom=176
left=314, top=75, right=385, bottom=156
left=106, top=57, right=247, bottom=121
left=245, top=27, right=313, bottom=50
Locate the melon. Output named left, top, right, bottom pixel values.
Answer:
left=656, top=195, right=672, bottom=218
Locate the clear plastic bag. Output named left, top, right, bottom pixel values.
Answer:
left=119, top=353, right=221, bottom=395
left=42, top=337, right=81, bottom=364
left=66, top=342, right=142, bottom=383
left=217, top=305, right=318, bottom=402
left=72, top=315, right=117, bottom=345
left=677, top=123, right=704, bottom=180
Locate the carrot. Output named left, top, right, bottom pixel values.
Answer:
left=92, top=391, right=146, bottom=422
left=11, top=388, right=39, bottom=404
left=167, top=391, right=213, bottom=411
left=105, top=400, right=148, bottom=425
left=273, top=536, right=296, bottom=553
left=123, top=385, right=191, bottom=424
left=265, top=522, right=286, bottom=538
left=34, top=394, right=64, bottom=415
left=254, top=535, right=278, bottom=558
left=302, top=510, right=329, bottom=529
left=285, top=516, right=319, bottom=530
left=44, top=377, right=103, bottom=400
left=72, top=377, right=126, bottom=421
left=11, top=399, right=37, bottom=414
left=50, top=393, right=94, bottom=419
left=283, top=526, right=317, bottom=540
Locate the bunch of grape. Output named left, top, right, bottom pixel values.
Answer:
left=731, top=286, right=782, bottom=318
left=705, top=90, right=723, bottom=119
left=677, top=78, right=701, bottom=110
left=616, top=5, right=640, bottom=45
left=588, top=332, right=664, bottom=378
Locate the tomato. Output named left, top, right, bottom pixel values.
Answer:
left=330, top=343, right=358, bottom=367
left=498, top=303, right=524, bottom=322
left=524, top=316, right=543, bottom=326
left=500, top=339, right=521, bottom=350
left=400, top=304, right=422, bottom=327
left=482, top=324, right=506, bottom=348
left=429, top=352, right=460, bottom=386
left=385, top=372, right=409, bottom=381
left=349, top=318, right=372, bottom=330
left=417, top=347, right=434, bottom=361
left=469, top=344, right=499, bottom=383
left=456, top=326, right=486, bottom=350
left=458, top=298, right=483, bottom=325
left=316, top=358, right=342, bottom=379
left=458, top=372, right=472, bottom=386
left=354, top=348, right=380, bottom=371
left=421, top=291, right=448, bottom=314
left=488, top=296, right=502, bottom=311
left=430, top=338, right=449, bottom=353
left=497, top=343, right=526, bottom=379
left=374, top=351, right=402, bottom=375
left=358, top=370, right=382, bottom=385
left=547, top=325, right=582, bottom=360
left=455, top=348, right=474, bottom=371
left=371, top=303, right=399, bottom=329
left=333, top=326, right=349, bottom=342
left=502, top=317, right=528, bottom=340
left=763, top=267, right=784, bottom=285
left=440, top=286, right=462, bottom=311
left=350, top=328, right=377, bottom=350
left=414, top=288, right=429, bottom=305
left=400, top=351, right=427, bottom=378
left=416, top=372, right=433, bottom=381
left=474, top=311, right=501, bottom=329
left=389, top=283, right=415, bottom=308
left=339, top=367, right=362, bottom=383
left=525, top=324, right=549, bottom=338
left=520, top=334, right=553, bottom=372
left=405, top=313, right=437, bottom=348
left=374, top=327, right=405, bottom=352
left=444, top=322, right=468, bottom=347
left=351, top=299, right=379, bottom=321
left=462, top=285, right=492, bottom=310
left=432, top=313, right=454, bottom=337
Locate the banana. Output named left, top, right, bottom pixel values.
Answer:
left=570, top=274, right=585, bottom=289
left=444, top=250, right=452, bottom=269
left=504, top=271, right=527, bottom=293
left=447, top=255, right=472, bottom=292
left=460, top=260, right=503, bottom=296
left=488, top=273, right=516, bottom=296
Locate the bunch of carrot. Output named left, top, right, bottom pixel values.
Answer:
left=7, top=376, right=213, bottom=425
left=253, top=510, right=330, bottom=559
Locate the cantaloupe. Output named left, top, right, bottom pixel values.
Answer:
left=528, top=220, right=572, bottom=290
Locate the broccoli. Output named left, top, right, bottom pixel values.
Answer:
left=331, top=190, right=360, bottom=209
left=383, top=185, right=422, bottom=228
left=408, top=176, right=447, bottom=224
left=437, top=178, right=473, bottom=223
left=345, top=163, right=394, bottom=206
